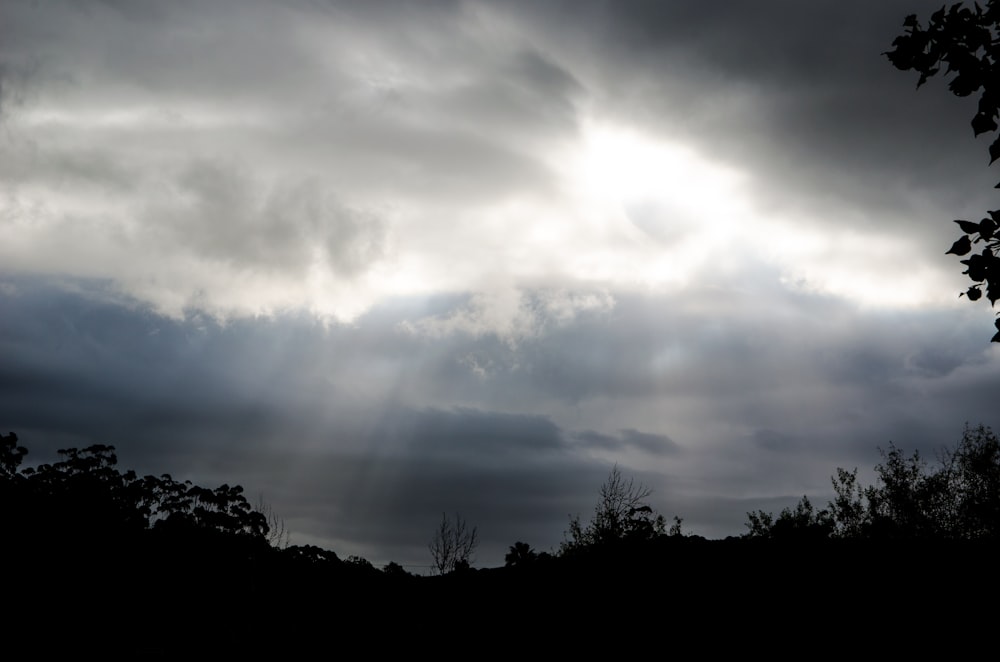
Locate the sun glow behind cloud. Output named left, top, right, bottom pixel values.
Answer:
left=555, top=119, right=752, bottom=287
left=552, top=118, right=952, bottom=310
left=571, top=121, right=744, bottom=211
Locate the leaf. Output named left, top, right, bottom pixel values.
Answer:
left=980, top=218, right=997, bottom=239
left=917, top=68, right=940, bottom=88
left=972, top=111, right=998, bottom=135
left=967, top=286, right=983, bottom=301
left=964, top=254, right=987, bottom=281
left=991, top=135, right=1000, bottom=165
left=947, top=235, right=972, bottom=255
left=955, top=219, right=981, bottom=234
left=951, top=72, right=984, bottom=97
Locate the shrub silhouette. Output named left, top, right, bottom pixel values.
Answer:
left=745, top=424, right=1000, bottom=540
left=561, top=464, right=668, bottom=554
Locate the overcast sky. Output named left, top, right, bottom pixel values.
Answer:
left=3, top=0, right=999, bottom=569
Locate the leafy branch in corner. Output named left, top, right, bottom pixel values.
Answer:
left=886, top=1, right=1000, bottom=339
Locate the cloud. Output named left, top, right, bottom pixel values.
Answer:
left=3, top=0, right=1000, bottom=569
left=751, top=429, right=796, bottom=452
left=619, top=428, right=681, bottom=455
left=400, top=286, right=615, bottom=346
left=149, top=161, right=387, bottom=277
left=4, top=0, right=974, bottom=326
left=0, top=0, right=587, bottom=321
left=573, top=428, right=680, bottom=456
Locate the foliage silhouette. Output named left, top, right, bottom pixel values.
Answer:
left=382, top=560, right=413, bottom=578
left=1, top=431, right=26, bottom=478
left=504, top=541, right=539, bottom=567
left=561, top=464, right=667, bottom=554
left=0, top=436, right=308, bottom=653
left=745, top=495, right=835, bottom=540
left=886, top=1, right=1000, bottom=336
left=5, top=426, right=1000, bottom=652
left=745, top=423, right=1000, bottom=540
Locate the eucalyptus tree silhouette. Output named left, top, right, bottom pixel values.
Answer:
left=0, top=431, right=26, bottom=478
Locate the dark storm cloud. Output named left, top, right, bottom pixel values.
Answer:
left=254, top=447, right=607, bottom=566
left=214, top=405, right=690, bottom=565
left=376, top=406, right=566, bottom=459
left=620, top=428, right=681, bottom=455
left=752, top=429, right=796, bottom=452
left=393, top=274, right=1000, bottom=484
left=5, top=276, right=999, bottom=566
left=0, top=281, right=621, bottom=564
left=0, top=280, right=291, bottom=462
left=573, top=428, right=680, bottom=456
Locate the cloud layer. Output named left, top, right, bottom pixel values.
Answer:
left=2, top=0, right=999, bottom=567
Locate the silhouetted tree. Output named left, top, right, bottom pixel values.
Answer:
left=345, top=554, right=382, bottom=578
left=886, top=2, right=1000, bottom=336
left=382, top=561, right=412, bottom=578
left=745, top=496, right=834, bottom=540
left=5, top=438, right=273, bottom=552
left=282, top=544, right=341, bottom=566
left=746, top=424, right=1000, bottom=540
left=0, top=431, right=26, bottom=479
left=561, top=464, right=667, bottom=553
left=505, top=541, right=538, bottom=567
left=429, top=511, right=478, bottom=574
left=937, top=423, right=1000, bottom=536
left=865, top=443, right=941, bottom=537
left=828, top=467, right=868, bottom=538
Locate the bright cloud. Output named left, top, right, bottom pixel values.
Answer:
left=0, top=1, right=964, bottom=327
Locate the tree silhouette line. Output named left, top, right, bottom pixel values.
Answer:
left=5, top=424, right=1000, bottom=566
left=4, top=423, right=1000, bottom=652
left=745, top=424, right=1000, bottom=541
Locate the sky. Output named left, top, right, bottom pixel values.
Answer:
left=2, top=0, right=999, bottom=570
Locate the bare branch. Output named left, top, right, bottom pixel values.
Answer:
left=429, top=511, right=479, bottom=574
left=254, top=493, right=291, bottom=550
